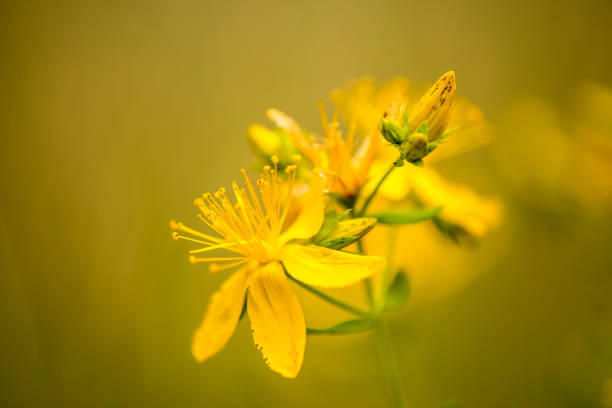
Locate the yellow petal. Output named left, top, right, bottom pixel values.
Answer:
left=281, top=244, right=385, bottom=288
left=191, top=266, right=250, bottom=362
left=280, top=174, right=324, bottom=243
left=247, top=261, right=306, bottom=378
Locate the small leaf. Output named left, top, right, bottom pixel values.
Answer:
left=385, top=271, right=410, bottom=311
left=307, top=318, right=375, bottom=335
left=368, top=206, right=442, bottom=225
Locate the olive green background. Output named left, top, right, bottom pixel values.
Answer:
left=1, top=1, right=611, bottom=407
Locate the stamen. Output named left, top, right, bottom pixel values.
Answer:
left=172, top=232, right=215, bottom=246
left=170, top=220, right=222, bottom=243
left=187, top=241, right=241, bottom=254
left=209, top=259, right=248, bottom=273
left=189, top=256, right=245, bottom=264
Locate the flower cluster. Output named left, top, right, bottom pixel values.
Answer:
left=170, top=71, right=501, bottom=382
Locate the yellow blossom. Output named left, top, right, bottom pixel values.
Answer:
left=265, top=106, right=378, bottom=199
left=245, top=78, right=410, bottom=200
left=170, top=157, right=385, bottom=378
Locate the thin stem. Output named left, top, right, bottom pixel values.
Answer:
left=374, top=319, right=407, bottom=408
left=284, top=268, right=367, bottom=316
left=357, top=157, right=401, bottom=217
left=357, top=239, right=374, bottom=307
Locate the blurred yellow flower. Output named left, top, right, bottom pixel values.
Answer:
left=265, top=106, right=379, bottom=199
left=171, top=158, right=384, bottom=378
left=495, top=81, right=612, bottom=213
left=382, top=165, right=503, bottom=239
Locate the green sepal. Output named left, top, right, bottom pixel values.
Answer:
left=307, top=318, right=375, bottom=335
left=441, top=126, right=459, bottom=139
left=408, top=158, right=424, bottom=167
left=367, top=206, right=442, bottom=225
left=379, top=116, right=412, bottom=145
left=416, top=121, right=429, bottom=136
left=400, top=109, right=410, bottom=127
left=385, top=270, right=410, bottom=311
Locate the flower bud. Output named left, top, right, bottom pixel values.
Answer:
left=247, top=124, right=281, bottom=158
left=400, top=132, right=428, bottom=162
left=379, top=116, right=406, bottom=145
left=317, top=217, right=377, bottom=249
left=409, top=71, right=456, bottom=141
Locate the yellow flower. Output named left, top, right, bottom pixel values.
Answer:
left=170, top=157, right=384, bottom=378
left=245, top=78, right=410, bottom=200
left=265, top=106, right=378, bottom=199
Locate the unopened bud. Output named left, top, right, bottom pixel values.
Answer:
left=409, top=71, right=456, bottom=141
left=246, top=124, right=281, bottom=158
left=317, top=217, right=377, bottom=250
left=379, top=116, right=406, bottom=145
left=400, top=132, right=428, bottom=162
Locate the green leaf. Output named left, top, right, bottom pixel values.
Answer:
left=307, top=318, right=375, bottom=335
left=312, top=210, right=350, bottom=244
left=368, top=206, right=442, bottom=225
left=385, top=271, right=410, bottom=311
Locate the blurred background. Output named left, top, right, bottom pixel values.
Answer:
left=1, top=0, right=611, bottom=407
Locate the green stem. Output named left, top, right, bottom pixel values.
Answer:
left=284, top=269, right=367, bottom=317
left=357, top=239, right=374, bottom=307
left=374, top=319, right=407, bottom=408
left=357, top=158, right=401, bottom=217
